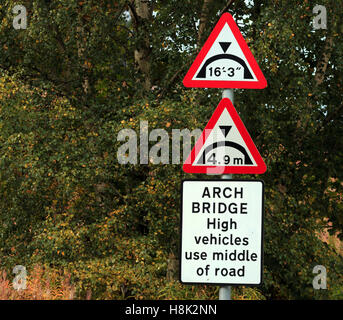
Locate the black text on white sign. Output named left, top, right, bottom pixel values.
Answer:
left=180, top=180, right=264, bottom=285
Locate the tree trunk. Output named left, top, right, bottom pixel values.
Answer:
left=76, top=6, right=91, bottom=97
left=197, top=0, right=214, bottom=48
left=314, top=36, right=333, bottom=87
left=166, top=252, right=179, bottom=281
left=129, top=0, right=152, bottom=91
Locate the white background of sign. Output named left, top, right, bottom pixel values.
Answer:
left=180, top=180, right=264, bottom=285
left=193, top=108, right=257, bottom=167
left=192, top=23, right=257, bottom=82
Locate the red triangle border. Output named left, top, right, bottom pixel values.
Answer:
left=183, top=13, right=267, bottom=89
left=182, top=98, right=267, bottom=174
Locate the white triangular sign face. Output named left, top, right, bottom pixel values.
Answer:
left=193, top=107, right=257, bottom=167
left=192, top=23, right=257, bottom=82
left=183, top=98, right=267, bottom=174
left=183, top=13, right=267, bottom=89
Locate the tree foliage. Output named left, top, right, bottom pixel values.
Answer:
left=0, top=0, right=342, bottom=299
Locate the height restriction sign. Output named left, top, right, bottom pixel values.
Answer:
left=180, top=179, right=264, bottom=285
left=182, top=98, right=267, bottom=175
left=183, top=13, right=267, bottom=89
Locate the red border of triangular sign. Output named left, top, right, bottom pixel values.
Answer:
left=182, top=98, right=267, bottom=174
left=183, top=13, right=267, bottom=89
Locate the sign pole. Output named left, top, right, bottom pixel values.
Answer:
left=219, top=88, right=233, bottom=301
left=181, top=12, right=267, bottom=300
left=222, top=88, right=234, bottom=102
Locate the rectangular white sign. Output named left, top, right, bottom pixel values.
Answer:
left=180, top=179, right=264, bottom=285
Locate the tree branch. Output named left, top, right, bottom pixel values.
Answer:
left=314, top=36, right=333, bottom=87
left=128, top=1, right=140, bottom=30
left=159, top=0, right=237, bottom=99
left=317, top=103, right=343, bottom=133
left=113, top=0, right=130, bottom=26
left=219, top=0, right=237, bottom=17
left=197, top=0, right=214, bottom=47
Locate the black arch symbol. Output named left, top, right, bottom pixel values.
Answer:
left=196, top=54, right=254, bottom=79
left=197, top=141, right=253, bottom=165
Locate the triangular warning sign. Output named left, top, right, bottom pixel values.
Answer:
left=183, top=13, right=267, bottom=89
left=183, top=98, right=267, bottom=174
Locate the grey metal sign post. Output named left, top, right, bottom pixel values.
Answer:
left=220, top=88, right=234, bottom=300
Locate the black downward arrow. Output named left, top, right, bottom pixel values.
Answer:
left=219, top=42, right=231, bottom=53
left=219, top=125, right=232, bottom=138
